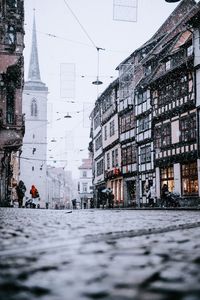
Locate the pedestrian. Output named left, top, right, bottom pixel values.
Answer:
left=30, top=185, right=40, bottom=208
left=72, top=199, right=76, bottom=209
left=16, top=180, right=26, bottom=208
left=11, top=180, right=18, bottom=207
left=147, top=183, right=156, bottom=207
left=30, top=185, right=39, bottom=199
left=161, top=183, right=169, bottom=207
left=108, top=188, right=114, bottom=208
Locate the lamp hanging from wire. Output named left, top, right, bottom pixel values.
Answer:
left=165, top=0, right=180, bottom=2
left=92, top=47, right=105, bottom=85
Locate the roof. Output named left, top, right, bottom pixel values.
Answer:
left=78, top=158, right=92, bottom=170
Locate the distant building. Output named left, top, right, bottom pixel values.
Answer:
left=46, top=166, right=76, bottom=209
left=78, top=156, right=93, bottom=208
left=0, top=0, right=25, bottom=206
left=20, top=14, right=48, bottom=207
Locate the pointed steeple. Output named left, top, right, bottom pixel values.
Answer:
left=28, top=12, right=41, bottom=82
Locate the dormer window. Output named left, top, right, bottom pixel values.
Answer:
left=144, top=65, right=151, bottom=76
left=31, top=99, right=38, bottom=117
left=165, top=59, right=171, bottom=71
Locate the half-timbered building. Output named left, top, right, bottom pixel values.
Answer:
left=90, top=97, right=105, bottom=207
left=102, top=79, right=122, bottom=207
left=149, top=5, right=199, bottom=202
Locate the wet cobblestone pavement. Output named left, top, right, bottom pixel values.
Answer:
left=0, top=208, right=200, bottom=300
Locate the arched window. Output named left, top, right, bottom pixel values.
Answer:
left=31, top=99, right=38, bottom=117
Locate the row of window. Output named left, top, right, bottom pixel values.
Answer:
left=157, top=73, right=191, bottom=106
left=154, top=113, right=196, bottom=149
left=165, top=45, right=193, bottom=72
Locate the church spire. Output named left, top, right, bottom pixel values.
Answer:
left=28, top=11, right=41, bottom=82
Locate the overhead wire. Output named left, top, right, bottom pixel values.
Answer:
left=62, top=0, right=97, bottom=49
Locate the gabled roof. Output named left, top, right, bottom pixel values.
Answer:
left=117, top=0, right=196, bottom=69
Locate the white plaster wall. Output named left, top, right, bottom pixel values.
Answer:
left=173, top=163, right=181, bottom=195
left=198, top=159, right=200, bottom=197
left=171, top=120, right=180, bottom=144
left=155, top=167, right=161, bottom=198
left=194, top=28, right=200, bottom=67
left=102, top=114, right=119, bottom=149
left=20, top=90, right=48, bottom=207
left=196, top=69, right=200, bottom=107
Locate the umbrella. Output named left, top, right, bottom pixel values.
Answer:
left=101, top=188, right=112, bottom=193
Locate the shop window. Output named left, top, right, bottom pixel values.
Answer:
left=160, top=166, right=174, bottom=192
left=181, top=162, right=198, bottom=196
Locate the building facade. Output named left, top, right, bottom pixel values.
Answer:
left=78, top=156, right=93, bottom=208
left=90, top=0, right=200, bottom=207
left=0, top=0, right=25, bottom=205
left=20, top=15, right=48, bottom=207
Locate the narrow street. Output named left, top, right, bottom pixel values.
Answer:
left=0, top=208, right=200, bottom=300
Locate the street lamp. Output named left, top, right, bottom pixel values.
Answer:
left=64, top=113, right=72, bottom=118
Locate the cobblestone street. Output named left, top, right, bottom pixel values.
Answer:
left=1, top=208, right=200, bottom=300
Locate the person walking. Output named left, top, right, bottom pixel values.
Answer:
left=16, top=180, right=26, bottom=208
left=30, top=185, right=40, bottom=208
left=30, top=185, right=39, bottom=198
left=11, top=181, right=18, bottom=207
left=147, top=183, right=156, bottom=207
left=161, top=184, right=169, bottom=207
left=108, top=188, right=114, bottom=208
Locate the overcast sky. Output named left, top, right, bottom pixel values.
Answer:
left=24, top=0, right=182, bottom=178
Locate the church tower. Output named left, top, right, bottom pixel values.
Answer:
left=20, top=14, right=48, bottom=207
